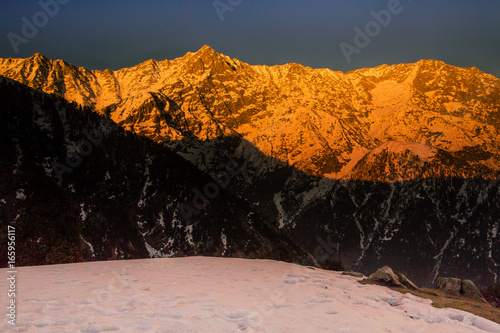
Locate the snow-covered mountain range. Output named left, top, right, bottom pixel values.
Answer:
left=0, top=46, right=498, bottom=288
left=1, top=45, right=499, bottom=180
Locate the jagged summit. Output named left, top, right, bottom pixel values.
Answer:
left=413, top=59, right=447, bottom=67
left=177, top=45, right=244, bottom=75
left=29, top=52, right=48, bottom=60
left=27, top=53, right=72, bottom=69
left=181, top=45, right=224, bottom=66
left=196, top=44, right=218, bottom=55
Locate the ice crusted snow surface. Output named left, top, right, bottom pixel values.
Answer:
left=1, top=257, right=499, bottom=333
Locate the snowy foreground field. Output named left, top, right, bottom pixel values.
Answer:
left=1, top=257, right=500, bottom=333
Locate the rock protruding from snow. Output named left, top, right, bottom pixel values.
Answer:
left=367, top=266, right=420, bottom=290
left=397, top=272, right=420, bottom=290
left=436, top=277, right=465, bottom=293
left=461, top=280, right=488, bottom=303
left=436, top=277, right=487, bottom=303
left=342, top=271, right=365, bottom=278
left=368, top=266, right=403, bottom=286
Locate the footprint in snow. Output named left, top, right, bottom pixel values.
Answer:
left=223, top=310, right=252, bottom=320
left=307, top=298, right=333, bottom=304
left=220, top=310, right=264, bottom=333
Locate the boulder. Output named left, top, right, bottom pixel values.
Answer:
left=435, top=277, right=461, bottom=293
left=342, top=271, right=364, bottom=278
left=368, top=266, right=402, bottom=286
left=435, top=277, right=487, bottom=302
left=461, top=280, right=487, bottom=303
left=397, top=273, right=419, bottom=290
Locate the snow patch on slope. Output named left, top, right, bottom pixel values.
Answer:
left=369, top=141, right=437, bottom=160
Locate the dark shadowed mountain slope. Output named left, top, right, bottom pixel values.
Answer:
left=163, top=136, right=500, bottom=288
left=0, top=76, right=311, bottom=267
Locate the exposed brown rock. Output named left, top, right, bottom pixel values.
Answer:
left=436, top=277, right=487, bottom=303
left=435, top=277, right=462, bottom=293
left=342, top=271, right=364, bottom=278
left=368, top=266, right=402, bottom=287
left=397, top=273, right=419, bottom=290
left=461, top=280, right=487, bottom=303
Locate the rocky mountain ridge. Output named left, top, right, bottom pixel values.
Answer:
left=1, top=46, right=499, bottom=180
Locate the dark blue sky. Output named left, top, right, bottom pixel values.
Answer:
left=0, top=0, right=499, bottom=77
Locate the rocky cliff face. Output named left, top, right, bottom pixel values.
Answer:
left=0, top=47, right=498, bottom=287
